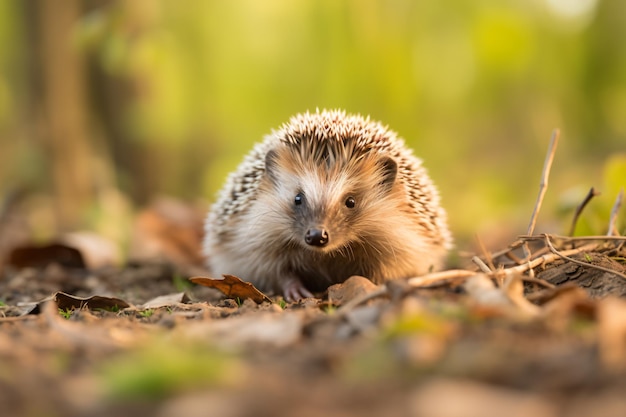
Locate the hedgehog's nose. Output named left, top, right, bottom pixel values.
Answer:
left=305, top=228, right=329, bottom=247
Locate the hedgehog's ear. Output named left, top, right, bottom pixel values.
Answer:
left=378, top=156, right=397, bottom=190
left=265, top=149, right=280, bottom=184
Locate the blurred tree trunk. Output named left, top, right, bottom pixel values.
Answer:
left=32, top=0, right=98, bottom=230
left=86, top=0, right=167, bottom=205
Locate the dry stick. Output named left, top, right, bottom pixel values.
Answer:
left=523, top=128, right=561, bottom=276
left=498, top=241, right=596, bottom=276
left=608, top=188, right=624, bottom=236
left=519, top=234, right=626, bottom=242
left=543, top=234, right=626, bottom=281
left=472, top=256, right=492, bottom=273
left=505, top=250, right=525, bottom=265
left=474, top=234, right=496, bottom=271
left=337, top=269, right=480, bottom=314
left=527, top=129, right=561, bottom=237
left=521, top=276, right=556, bottom=289
left=407, top=269, right=479, bottom=287
left=411, top=242, right=598, bottom=288
left=343, top=249, right=578, bottom=312
left=487, top=238, right=525, bottom=263
left=569, top=187, right=600, bottom=237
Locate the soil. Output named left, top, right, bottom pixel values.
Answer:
left=1, top=236, right=626, bottom=417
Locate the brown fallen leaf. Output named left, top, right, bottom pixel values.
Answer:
left=327, top=275, right=381, bottom=306
left=23, top=292, right=131, bottom=315
left=7, top=242, right=86, bottom=269
left=53, top=292, right=131, bottom=311
left=141, top=292, right=191, bottom=309
left=190, top=274, right=272, bottom=304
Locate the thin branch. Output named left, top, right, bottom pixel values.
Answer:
left=408, top=269, right=479, bottom=287
left=608, top=188, right=624, bottom=236
left=501, top=242, right=598, bottom=277
left=487, top=238, right=525, bottom=261
left=472, top=256, right=492, bottom=273
left=544, top=235, right=626, bottom=281
left=520, top=276, right=555, bottom=289
left=569, top=187, right=600, bottom=236
left=474, top=234, right=495, bottom=271
left=523, top=128, right=560, bottom=275
left=527, top=128, right=561, bottom=236
left=519, top=234, right=626, bottom=242
left=505, top=251, right=525, bottom=265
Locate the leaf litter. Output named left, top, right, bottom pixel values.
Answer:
left=1, top=133, right=626, bottom=416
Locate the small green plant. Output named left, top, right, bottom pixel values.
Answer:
left=58, top=308, right=72, bottom=319
left=139, top=309, right=154, bottom=318
left=95, top=305, right=121, bottom=314
left=584, top=253, right=593, bottom=262
left=323, top=304, right=337, bottom=315
left=172, top=273, right=193, bottom=292
left=277, top=299, right=287, bottom=309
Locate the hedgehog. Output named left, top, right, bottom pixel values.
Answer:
left=204, top=109, right=452, bottom=301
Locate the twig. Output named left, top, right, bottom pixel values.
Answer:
left=408, top=269, right=479, bottom=287
left=338, top=270, right=480, bottom=314
left=527, top=128, right=560, bottom=237
left=475, top=234, right=495, bottom=271
left=519, top=234, right=626, bottom=242
left=501, top=241, right=598, bottom=277
left=569, top=187, right=600, bottom=236
left=544, top=235, right=626, bottom=281
left=505, top=251, right=525, bottom=265
left=487, top=239, right=525, bottom=264
left=520, top=276, right=555, bottom=289
left=472, top=256, right=492, bottom=273
left=608, top=188, right=624, bottom=236
left=523, top=128, right=560, bottom=275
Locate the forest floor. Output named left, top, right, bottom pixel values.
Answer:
left=1, top=215, right=626, bottom=417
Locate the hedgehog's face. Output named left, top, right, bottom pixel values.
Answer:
left=261, top=142, right=401, bottom=255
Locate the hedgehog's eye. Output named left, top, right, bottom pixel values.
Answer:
left=345, top=196, right=356, bottom=209
left=294, top=193, right=304, bottom=206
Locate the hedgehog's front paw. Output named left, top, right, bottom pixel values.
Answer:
left=282, top=276, right=314, bottom=302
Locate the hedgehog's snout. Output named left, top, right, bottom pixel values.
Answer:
left=304, top=228, right=329, bottom=247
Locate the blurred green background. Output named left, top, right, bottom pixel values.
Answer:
left=0, top=0, right=624, bottom=252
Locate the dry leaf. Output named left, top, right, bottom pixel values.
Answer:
left=141, top=292, right=190, bottom=309
left=190, top=274, right=272, bottom=304
left=327, top=275, right=381, bottom=305
left=8, top=243, right=86, bottom=269
left=53, top=292, right=130, bottom=311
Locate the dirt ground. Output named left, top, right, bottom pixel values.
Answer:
left=1, top=229, right=626, bottom=417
